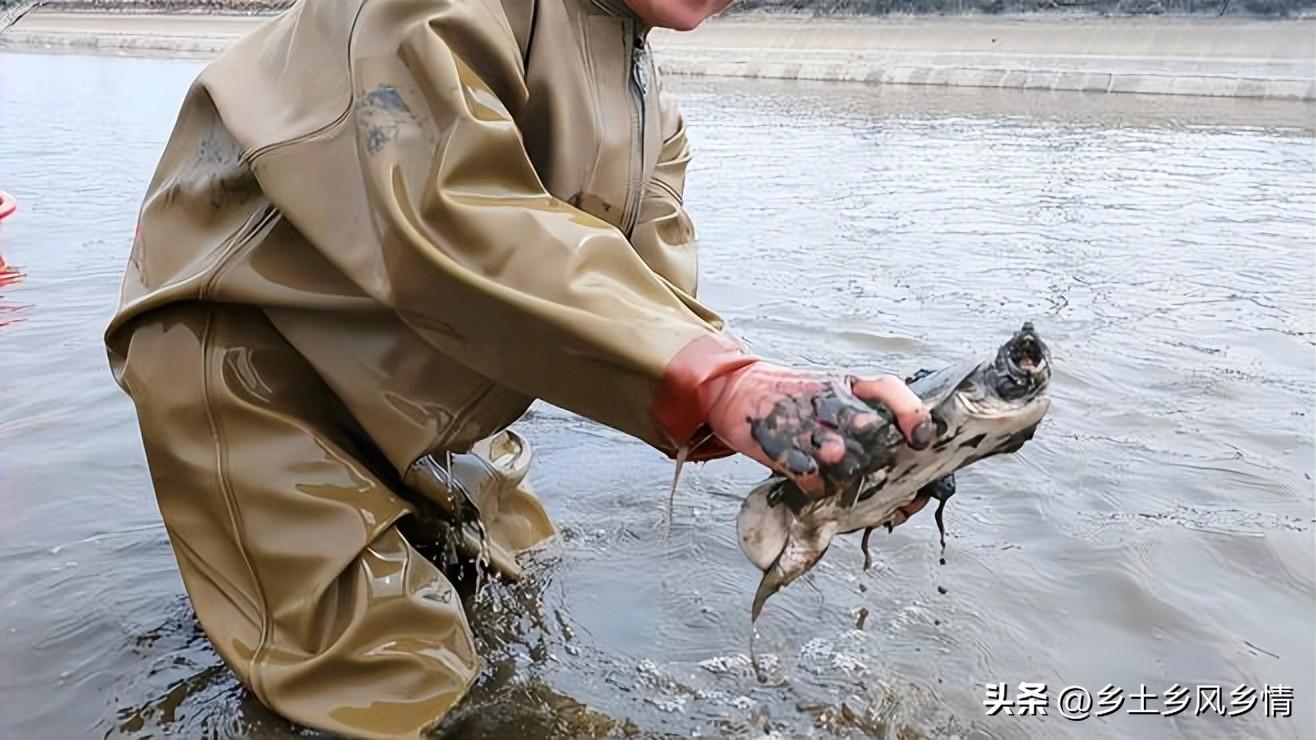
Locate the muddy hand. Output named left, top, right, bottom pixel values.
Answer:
left=703, top=362, right=932, bottom=496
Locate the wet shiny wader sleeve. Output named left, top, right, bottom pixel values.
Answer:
left=629, top=87, right=701, bottom=298
left=267, top=0, right=743, bottom=457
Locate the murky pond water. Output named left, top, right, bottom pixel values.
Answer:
left=1, top=49, right=1313, bottom=739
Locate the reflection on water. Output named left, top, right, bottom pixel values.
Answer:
left=106, top=599, right=283, bottom=738
left=0, top=50, right=1313, bottom=740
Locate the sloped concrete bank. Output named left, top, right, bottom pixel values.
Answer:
left=650, top=15, right=1316, bottom=100
left=0, top=10, right=253, bottom=55
left=2, top=8, right=1313, bottom=100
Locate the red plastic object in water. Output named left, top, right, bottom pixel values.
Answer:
left=0, top=191, right=16, bottom=221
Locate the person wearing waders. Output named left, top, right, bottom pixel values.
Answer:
left=104, top=0, right=937, bottom=736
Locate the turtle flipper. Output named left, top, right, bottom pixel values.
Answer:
left=859, top=472, right=954, bottom=571
left=920, top=472, right=956, bottom=504
left=919, top=473, right=956, bottom=565
left=860, top=527, right=874, bottom=570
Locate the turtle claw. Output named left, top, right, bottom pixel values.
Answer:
left=861, top=526, right=874, bottom=570
left=918, top=473, right=956, bottom=564
left=905, top=367, right=937, bottom=385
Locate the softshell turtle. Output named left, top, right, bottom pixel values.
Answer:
left=737, top=322, right=1054, bottom=621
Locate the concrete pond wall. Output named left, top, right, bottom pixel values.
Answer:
left=651, top=16, right=1316, bottom=99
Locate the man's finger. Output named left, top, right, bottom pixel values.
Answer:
left=778, top=447, right=817, bottom=477
left=811, top=430, right=847, bottom=465
left=851, top=375, right=932, bottom=448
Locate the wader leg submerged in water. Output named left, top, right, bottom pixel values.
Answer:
left=117, top=302, right=555, bottom=738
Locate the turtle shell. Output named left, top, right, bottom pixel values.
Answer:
left=905, top=359, right=982, bottom=409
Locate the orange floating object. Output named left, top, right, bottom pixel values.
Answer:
left=0, top=191, right=16, bottom=221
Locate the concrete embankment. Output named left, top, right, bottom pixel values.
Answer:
left=2, top=8, right=1313, bottom=100
left=0, top=10, right=254, bottom=55
left=651, top=15, right=1316, bottom=100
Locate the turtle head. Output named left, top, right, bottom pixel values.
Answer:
left=927, top=322, right=1052, bottom=460
left=992, top=321, right=1051, bottom=401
